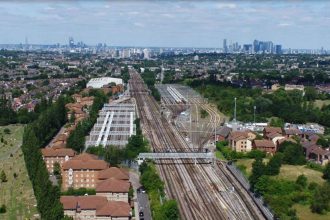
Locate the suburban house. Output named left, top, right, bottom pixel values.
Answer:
left=302, top=141, right=330, bottom=165
left=263, top=127, right=283, bottom=139
left=41, top=148, right=76, bottom=173
left=215, top=126, right=232, bottom=141
left=61, top=195, right=131, bottom=220
left=62, top=153, right=109, bottom=190
left=228, top=131, right=256, bottom=152
left=253, top=139, right=277, bottom=154
left=276, top=137, right=296, bottom=148
left=96, top=178, right=131, bottom=202
left=284, top=128, right=302, bottom=138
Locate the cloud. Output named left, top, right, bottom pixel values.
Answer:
left=215, top=3, right=237, bottom=9
left=133, top=22, right=144, bottom=27
left=278, top=23, right=293, bottom=27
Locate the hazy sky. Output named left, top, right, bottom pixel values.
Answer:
left=0, top=0, right=329, bottom=49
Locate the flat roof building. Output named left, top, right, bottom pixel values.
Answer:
left=87, top=77, right=123, bottom=88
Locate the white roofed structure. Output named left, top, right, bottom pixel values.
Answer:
left=87, top=77, right=123, bottom=88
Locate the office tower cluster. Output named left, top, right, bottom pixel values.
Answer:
left=222, top=39, right=282, bottom=54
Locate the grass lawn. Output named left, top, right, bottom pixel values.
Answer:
left=275, top=165, right=325, bottom=184
left=293, top=204, right=330, bottom=220
left=314, top=99, right=330, bottom=109
left=235, top=159, right=254, bottom=176
left=234, top=159, right=324, bottom=184
left=0, top=125, right=24, bottom=156
left=215, top=151, right=226, bottom=160
left=0, top=125, right=39, bottom=219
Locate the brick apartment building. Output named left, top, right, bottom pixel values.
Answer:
left=41, top=148, right=76, bottom=173
left=61, top=195, right=131, bottom=220
left=62, top=153, right=109, bottom=190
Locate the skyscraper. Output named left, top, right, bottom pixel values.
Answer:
left=253, top=40, right=259, bottom=53
left=275, top=45, right=282, bottom=54
left=69, top=37, right=75, bottom=48
left=223, top=39, right=228, bottom=53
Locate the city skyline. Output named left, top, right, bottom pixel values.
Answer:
left=0, top=1, right=329, bottom=49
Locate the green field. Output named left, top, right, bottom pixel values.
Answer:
left=235, top=158, right=324, bottom=183
left=0, top=125, right=39, bottom=219
left=294, top=204, right=330, bottom=220
left=314, top=99, right=330, bottom=109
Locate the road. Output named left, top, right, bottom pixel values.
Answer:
left=137, top=190, right=152, bottom=220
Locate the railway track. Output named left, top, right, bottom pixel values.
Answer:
left=129, top=69, right=265, bottom=220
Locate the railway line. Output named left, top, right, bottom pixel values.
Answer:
left=129, top=69, right=265, bottom=220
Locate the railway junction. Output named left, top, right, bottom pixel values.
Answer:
left=130, top=69, right=268, bottom=220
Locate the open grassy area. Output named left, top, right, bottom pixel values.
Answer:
left=275, top=165, right=325, bottom=184
left=293, top=204, right=330, bottom=220
left=314, top=99, right=330, bottom=109
left=234, top=159, right=324, bottom=183
left=0, top=125, right=24, bottom=156
left=0, top=125, right=39, bottom=219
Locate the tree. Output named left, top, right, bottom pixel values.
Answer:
left=3, top=128, right=11, bottom=134
left=249, top=157, right=266, bottom=189
left=323, top=163, right=330, bottom=182
left=0, top=170, right=7, bottom=182
left=53, top=162, right=61, bottom=176
left=0, top=204, right=6, bottom=213
left=296, top=175, right=308, bottom=188
left=266, top=153, right=283, bottom=175
left=304, top=87, right=317, bottom=101
left=69, top=112, right=75, bottom=124
left=310, top=183, right=330, bottom=214
left=317, top=138, right=329, bottom=149
left=278, top=141, right=306, bottom=165
left=160, top=200, right=179, bottom=220
left=105, top=146, right=125, bottom=166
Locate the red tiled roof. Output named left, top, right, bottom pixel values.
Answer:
left=96, top=178, right=130, bottom=193
left=98, top=167, right=129, bottom=180
left=62, top=153, right=109, bottom=170
left=229, top=131, right=249, bottom=141
left=277, top=138, right=296, bottom=146
left=266, top=132, right=283, bottom=139
left=96, top=201, right=130, bottom=217
left=61, top=196, right=131, bottom=217
left=264, top=127, right=282, bottom=134
left=285, top=128, right=302, bottom=135
left=254, top=139, right=276, bottom=148
left=41, top=148, right=76, bottom=157
left=60, top=195, right=107, bottom=210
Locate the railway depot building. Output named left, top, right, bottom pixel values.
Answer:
left=61, top=196, right=131, bottom=220
left=85, top=103, right=136, bottom=148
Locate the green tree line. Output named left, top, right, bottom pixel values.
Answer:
left=139, top=162, right=179, bottom=220
left=21, top=96, right=69, bottom=219
left=188, top=79, right=330, bottom=127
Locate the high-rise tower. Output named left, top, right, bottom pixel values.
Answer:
left=223, top=39, right=228, bottom=53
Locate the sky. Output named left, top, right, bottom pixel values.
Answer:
left=0, top=0, right=329, bottom=49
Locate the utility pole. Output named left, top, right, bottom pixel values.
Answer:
left=234, top=97, right=237, bottom=122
